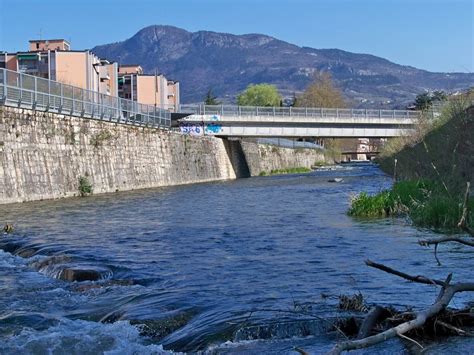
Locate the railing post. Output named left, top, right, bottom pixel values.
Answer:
left=59, top=83, right=64, bottom=113
left=19, top=72, right=23, bottom=107
left=117, top=97, right=120, bottom=121
left=221, top=104, right=224, bottom=116
left=100, top=94, right=104, bottom=119
left=379, top=109, right=381, bottom=118
left=336, top=108, right=339, bottom=118
left=256, top=106, right=258, bottom=116
left=289, top=106, right=292, bottom=116
left=34, top=76, right=38, bottom=107
left=3, top=69, right=7, bottom=103
left=47, top=77, right=51, bottom=109
left=305, top=107, right=308, bottom=117
left=71, top=87, right=75, bottom=114
left=203, top=104, right=206, bottom=115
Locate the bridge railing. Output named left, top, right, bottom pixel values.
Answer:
left=180, top=104, right=420, bottom=119
left=0, top=68, right=171, bottom=128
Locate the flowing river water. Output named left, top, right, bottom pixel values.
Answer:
left=1, top=163, right=473, bottom=354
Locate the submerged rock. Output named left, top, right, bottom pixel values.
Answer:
left=32, top=255, right=73, bottom=271
left=71, top=279, right=135, bottom=292
left=59, top=267, right=111, bottom=282
left=131, top=310, right=197, bottom=341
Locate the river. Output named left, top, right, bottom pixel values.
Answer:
left=1, top=163, right=472, bottom=354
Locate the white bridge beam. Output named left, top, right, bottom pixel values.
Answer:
left=178, top=109, right=418, bottom=138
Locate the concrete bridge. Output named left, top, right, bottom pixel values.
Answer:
left=178, top=105, right=419, bottom=138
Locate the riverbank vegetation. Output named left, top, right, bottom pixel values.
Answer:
left=351, top=98, right=474, bottom=230
left=78, top=176, right=93, bottom=197
left=258, top=167, right=312, bottom=176
left=349, top=179, right=474, bottom=230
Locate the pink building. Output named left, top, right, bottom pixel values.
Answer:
left=1, top=39, right=118, bottom=96
left=118, top=65, right=180, bottom=111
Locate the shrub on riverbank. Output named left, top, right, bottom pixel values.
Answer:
left=349, top=180, right=473, bottom=230
left=259, top=167, right=312, bottom=176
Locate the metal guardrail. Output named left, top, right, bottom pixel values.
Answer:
left=257, top=138, right=323, bottom=149
left=180, top=104, right=420, bottom=119
left=0, top=68, right=171, bottom=128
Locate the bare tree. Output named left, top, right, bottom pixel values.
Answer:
left=296, top=71, right=347, bottom=108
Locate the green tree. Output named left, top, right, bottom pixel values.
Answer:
left=204, top=89, right=219, bottom=105
left=414, top=93, right=433, bottom=111
left=296, top=71, right=347, bottom=108
left=432, top=90, right=447, bottom=102
left=237, top=84, right=282, bottom=107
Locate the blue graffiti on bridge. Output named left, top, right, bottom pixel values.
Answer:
left=180, top=123, right=203, bottom=136
left=205, top=123, right=223, bottom=134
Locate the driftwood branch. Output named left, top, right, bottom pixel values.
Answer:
left=365, top=260, right=445, bottom=286
left=419, top=236, right=474, bottom=248
left=328, top=278, right=474, bottom=354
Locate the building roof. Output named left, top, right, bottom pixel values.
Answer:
left=29, top=39, right=70, bottom=44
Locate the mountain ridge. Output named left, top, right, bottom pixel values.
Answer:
left=92, top=25, right=474, bottom=108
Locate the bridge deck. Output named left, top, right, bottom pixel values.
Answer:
left=178, top=105, right=419, bottom=138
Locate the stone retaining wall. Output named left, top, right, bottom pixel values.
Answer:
left=0, top=107, right=330, bottom=204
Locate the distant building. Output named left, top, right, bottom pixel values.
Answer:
left=1, top=38, right=180, bottom=110
left=1, top=39, right=118, bottom=96
left=118, top=64, right=180, bottom=111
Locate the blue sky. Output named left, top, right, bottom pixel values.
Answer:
left=0, top=0, right=472, bottom=73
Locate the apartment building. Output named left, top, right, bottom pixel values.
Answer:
left=1, top=39, right=118, bottom=96
left=1, top=39, right=180, bottom=109
left=117, top=65, right=180, bottom=111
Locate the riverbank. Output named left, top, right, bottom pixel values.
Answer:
left=349, top=103, right=473, bottom=230
left=0, top=106, right=328, bottom=204
left=378, top=103, right=473, bottom=190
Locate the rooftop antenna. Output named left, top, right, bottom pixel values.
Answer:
left=38, top=28, right=42, bottom=40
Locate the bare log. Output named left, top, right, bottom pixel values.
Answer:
left=365, top=260, right=445, bottom=286
left=328, top=282, right=474, bottom=355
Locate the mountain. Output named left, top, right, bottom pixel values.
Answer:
left=92, top=25, right=474, bottom=108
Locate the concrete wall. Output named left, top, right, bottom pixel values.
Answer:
left=240, top=140, right=326, bottom=176
left=0, top=107, right=331, bottom=205
left=0, top=106, right=236, bottom=204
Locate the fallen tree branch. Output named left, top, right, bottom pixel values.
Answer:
left=435, top=320, right=474, bottom=336
left=365, top=260, right=445, bottom=286
left=419, top=236, right=474, bottom=248
left=328, top=280, right=474, bottom=354
left=397, top=332, right=424, bottom=350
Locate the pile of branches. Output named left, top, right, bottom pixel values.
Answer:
left=329, top=182, right=474, bottom=354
